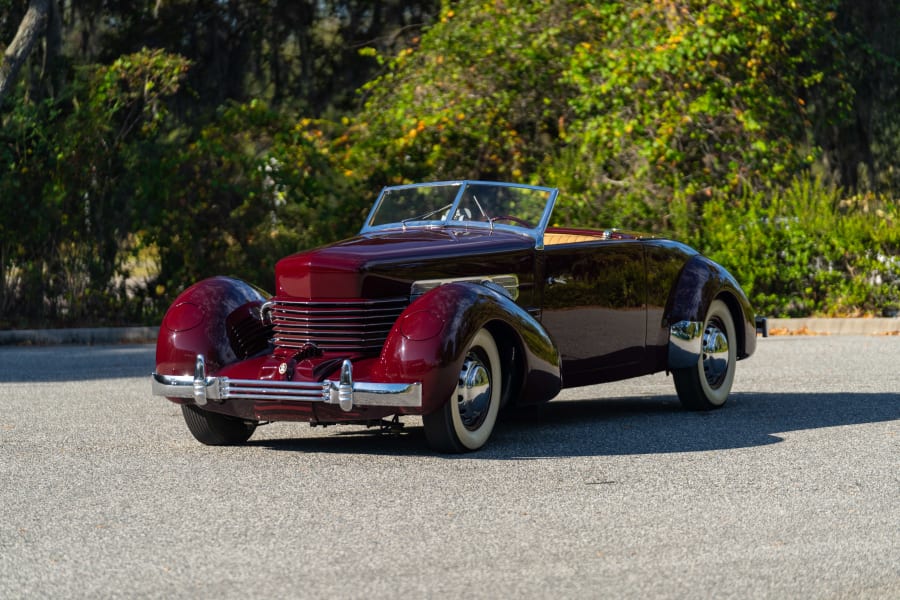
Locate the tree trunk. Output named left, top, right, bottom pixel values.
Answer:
left=0, top=0, right=50, bottom=106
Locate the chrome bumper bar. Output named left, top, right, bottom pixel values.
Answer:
left=151, top=355, right=421, bottom=412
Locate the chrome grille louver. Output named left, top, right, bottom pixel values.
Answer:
left=267, top=297, right=409, bottom=354
left=227, top=314, right=273, bottom=358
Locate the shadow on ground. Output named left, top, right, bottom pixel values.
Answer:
left=249, top=391, right=899, bottom=459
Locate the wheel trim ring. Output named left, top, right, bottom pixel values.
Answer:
left=701, top=317, right=730, bottom=390
left=456, top=350, right=492, bottom=431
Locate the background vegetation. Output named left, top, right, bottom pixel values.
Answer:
left=1, top=0, right=898, bottom=328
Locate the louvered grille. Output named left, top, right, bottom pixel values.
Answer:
left=228, top=315, right=273, bottom=359
left=268, top=297, right=409, bottom=354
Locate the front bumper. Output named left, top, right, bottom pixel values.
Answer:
left=151, top=354, right=422, bottom=412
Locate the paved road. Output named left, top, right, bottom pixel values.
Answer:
left=1, top=337, right=898, bottom=599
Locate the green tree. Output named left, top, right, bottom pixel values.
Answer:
left=813, top=1, right=900, bottom=192
left=147, top=101, right=359, bottom=297
left=346, top=1, right=849, bottom=228
left=0, top=48, right=189, bottom=326
left=60, top=0, right=439, bottom=116
left=557, top=0, right=848, bottom=228
left=3, top=0, right=900, bottom=326
left=347, top=2, right=581, bottom=186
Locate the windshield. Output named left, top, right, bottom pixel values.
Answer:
left=362, top=181, right=558, bottom=235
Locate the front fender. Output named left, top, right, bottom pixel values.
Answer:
left=155, top=276, right=270, bottom=378
left=665, top=255, right=756, bottom=368
left=377, top=282, right=561, bottom=415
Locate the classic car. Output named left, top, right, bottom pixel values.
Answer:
left=152, top=180, right=765, bottom=452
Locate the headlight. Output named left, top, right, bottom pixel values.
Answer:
left=399, top=310, right=444, bottom=341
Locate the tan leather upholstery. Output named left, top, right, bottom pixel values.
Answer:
left=543, top=233, right=600, bottom=245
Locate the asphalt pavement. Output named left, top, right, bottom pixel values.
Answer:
left=0, top=336, right=898, bottom=598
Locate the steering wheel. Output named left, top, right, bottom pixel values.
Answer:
left=488, top=215, right=531, bottom=228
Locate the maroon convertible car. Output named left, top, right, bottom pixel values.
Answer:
left=152, top=180, right=765, bottom=452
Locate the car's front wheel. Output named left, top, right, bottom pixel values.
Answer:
left=181, top=404, right=258, bottom=445
left=423, top=328, right=501, bottom=452
left=673, top=299, right=737, bottom=410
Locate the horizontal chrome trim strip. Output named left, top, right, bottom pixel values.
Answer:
left=272, top=314, right=399, bottom=323
left=272, top=298, right=409, bottom=308
left=411, top=274, right=519, bottom=301
left=273, top=326, right=394, bottom=335
left=273, top=333, right=391, bottom=341
left=268, top=343, right=389, bottom=351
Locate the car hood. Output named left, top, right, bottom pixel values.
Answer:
left=275, top=227, right=536, bottom=299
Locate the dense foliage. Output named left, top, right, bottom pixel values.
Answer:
left=1, top=0, right=899, bottom=327
left=673, top=182, right=900, bottom=317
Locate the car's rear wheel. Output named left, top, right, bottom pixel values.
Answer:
left=423, top=328, right=501, bottom=452
left=673, top=299, right=736, bottom=410
left=181, top=404, right=257, bottom=445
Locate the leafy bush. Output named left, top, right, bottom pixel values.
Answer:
left=673, top=176, right=900, bottom=317
left=0, top=48, right=190, bottom=327
left=146, top=101, right=364, bottom=299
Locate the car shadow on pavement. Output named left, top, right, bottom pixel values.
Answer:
left=247, top=423, right=435, bottom=456
left=249, top=391, right=899, bottom=458
left=481, top=391, right=899, bottom=459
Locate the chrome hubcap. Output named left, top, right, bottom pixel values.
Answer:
left=701, top=318, right=730, bottom=389
left=456, top=351, right=492, bottom=431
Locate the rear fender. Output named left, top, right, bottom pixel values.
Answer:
left=665, top=255, right=756, bottom=368
left=377, top=282, right=561, bottom=415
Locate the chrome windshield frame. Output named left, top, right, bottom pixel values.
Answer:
left=359, top=180, right=559, bottom=248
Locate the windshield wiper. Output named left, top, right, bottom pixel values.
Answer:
left=471, top=194, right=488, bottom=220
left=401, top=203, right=454, bottom=226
